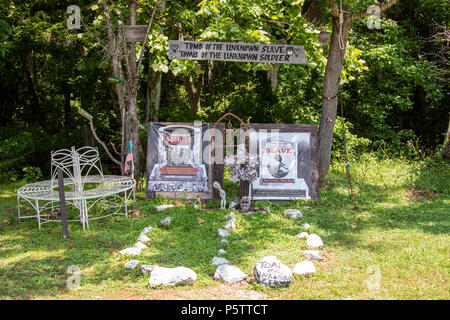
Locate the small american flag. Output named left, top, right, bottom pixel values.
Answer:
left=124, top=140, right=134, bottom=177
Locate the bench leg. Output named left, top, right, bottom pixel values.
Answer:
left=36, top=200, right=41, bottom=230
left=124, top=191, right=128, bottom=218
left=17, top=195, right=21, bottom=223
left=80, top=199, right=89, bottom=230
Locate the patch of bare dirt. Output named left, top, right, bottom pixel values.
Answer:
left=93, top=282, right=266, bottom=300
left=317, top=250, right=336, bottom=272
left=406, top=189, right=437, bottom=201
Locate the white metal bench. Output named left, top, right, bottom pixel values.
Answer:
left=17, top=147, right=136, bottom=230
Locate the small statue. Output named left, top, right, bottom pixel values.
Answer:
left=213, top=181, right=226, bottom=209
left=240, top=196, right=251, bottom=211
left=228, top=197, right=238, bottom=210
left=194, top=196, right=202, bottom=210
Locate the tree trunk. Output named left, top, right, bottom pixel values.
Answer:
left=63, top=82, right=71, bottom=128
left=267, top=64, right=279, bottom=91
left=145, top=67, right=162, bottom=123
left=25, top=52, right=42, bottom=125
left=125, top=0, right=141, bottom=178
left=125, top=92, right=141, bottom=177
left=185, top=74, right=203, bottom=113
left=442, top=115, right=450, bottom=160
left=318, top=16, right=351, bottom=180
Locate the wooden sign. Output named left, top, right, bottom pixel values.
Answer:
left=246, top=124, right=319, bottom=201
left=169, top=40, right=307, bottom=64
left=120, top=25, right=148, bottom=42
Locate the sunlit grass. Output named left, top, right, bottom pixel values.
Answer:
left=0, top=155, right=448, bottom=300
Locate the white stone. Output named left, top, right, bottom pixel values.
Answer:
left=137, top=234, right=151, bottom=243
left=119, top=247, right=141, bottom=256
left=124, top=260, right=140, bottom=269
left=293, top=261, right=316, bottom=275
left=284, top=209, right=303, bottom=220
left=224, top=219, right=236, bottom=232
left=140, top=227, right=155, bottom=235
left=141, top=264, right=158, bottom=275
left=218, top=249, right=226, bottom=255
left=253, top=256, right=292, bottom=287
left=306, top=234, right=324, bottom=248
left=223, top=213, right=236, bottom=221
left=134, top=242, right=148, bottom=249
left=148, top=266, right=197, bottom=287
left=218, top=228, right=230, bottom=237
left=160, top=216, right=172, bottom=226
left=302, top=223, right=311, bottom=229
left=211, top=257, right=229, bottom=265
left=303, top=206, right=312, bottom=209
left=303, top=250, right=323, bottom=261
left=297, top=232, right=309, bottom=239
left=214, top=264, right=246, bottom=283
left=156, top=204, right=174, bottom=212
left=221, top=238, right=229, bottom=245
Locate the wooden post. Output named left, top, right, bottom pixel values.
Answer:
left=57, top=168, right=69, bottom=239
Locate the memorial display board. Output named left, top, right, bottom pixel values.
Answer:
left=247, top=124, right=319, bottom=201
left=146, top=122, right=223, bottom=200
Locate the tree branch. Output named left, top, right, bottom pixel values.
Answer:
left=351, top=0, right=399, bottom=22
left=110, top=142, right=123, bottom=156
left=132, top=0, right=162, bottom=91
left=88, top=119, right=123, bottom=170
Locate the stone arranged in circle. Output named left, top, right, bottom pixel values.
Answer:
left=303, top=250, right=323, bottom=261
left=140, top=227, right=155, bottom=235
left=218, top=228, right=230, bottom=237
left=302, top=223, right=311, bottom=229
left=306, top=234, right=324, bottom=248
left=224, top=219, right=236, bottom=232
left=211, top=257, right=229, bottom=265
left=137, top=234, right=151, bottom=243
left=284, top=209, right=303, bottom=220
left=293, top=261, right=316, bottom=275
left=124, top=260, right=140, bottom=269
left=221, top=238, right=229, bottom=245
left=297, top=232, right=309, bottom=239
left=160, top=216, right=172, bottom=226
left=214, top=264, right=246, bottom=283
left=141, top=264, right=158, bottom=275
left=156, top=204, right=174, bottom=212
left=253, top=256, right=292, bottom=287
left=134, top=242, right=148, bottom=249
left=218, top=249, right=226, bottom=255
left=119, top=247, right=141, bottom=256
left=148, top=266, right=197, bottom=287
left=223, top=213, right=236, bottom=221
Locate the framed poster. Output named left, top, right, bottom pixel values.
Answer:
left=145, top=122, right=223, bottom=200
left=247, top=124, right=319, bottom=201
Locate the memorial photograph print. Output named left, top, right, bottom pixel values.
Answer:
left=248, top=124, right=319, bottom=201
left=146, top=122, right=216, bottom=200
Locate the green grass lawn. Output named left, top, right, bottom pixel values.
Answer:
left=0, top=154, right=449, bottom=300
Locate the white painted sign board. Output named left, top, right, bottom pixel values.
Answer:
left=168, top=40, right=307, bottom=64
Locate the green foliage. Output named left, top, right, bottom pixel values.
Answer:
left=0, top=129, right=36, bottom=182
left=0, top=0, right=448, bottom=178
left=22, top=166, right=43, bottom=182
left=332, top=117, right=371, bottom=161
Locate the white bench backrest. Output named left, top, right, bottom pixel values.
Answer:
left=51, top=146, right=104, bottom=191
